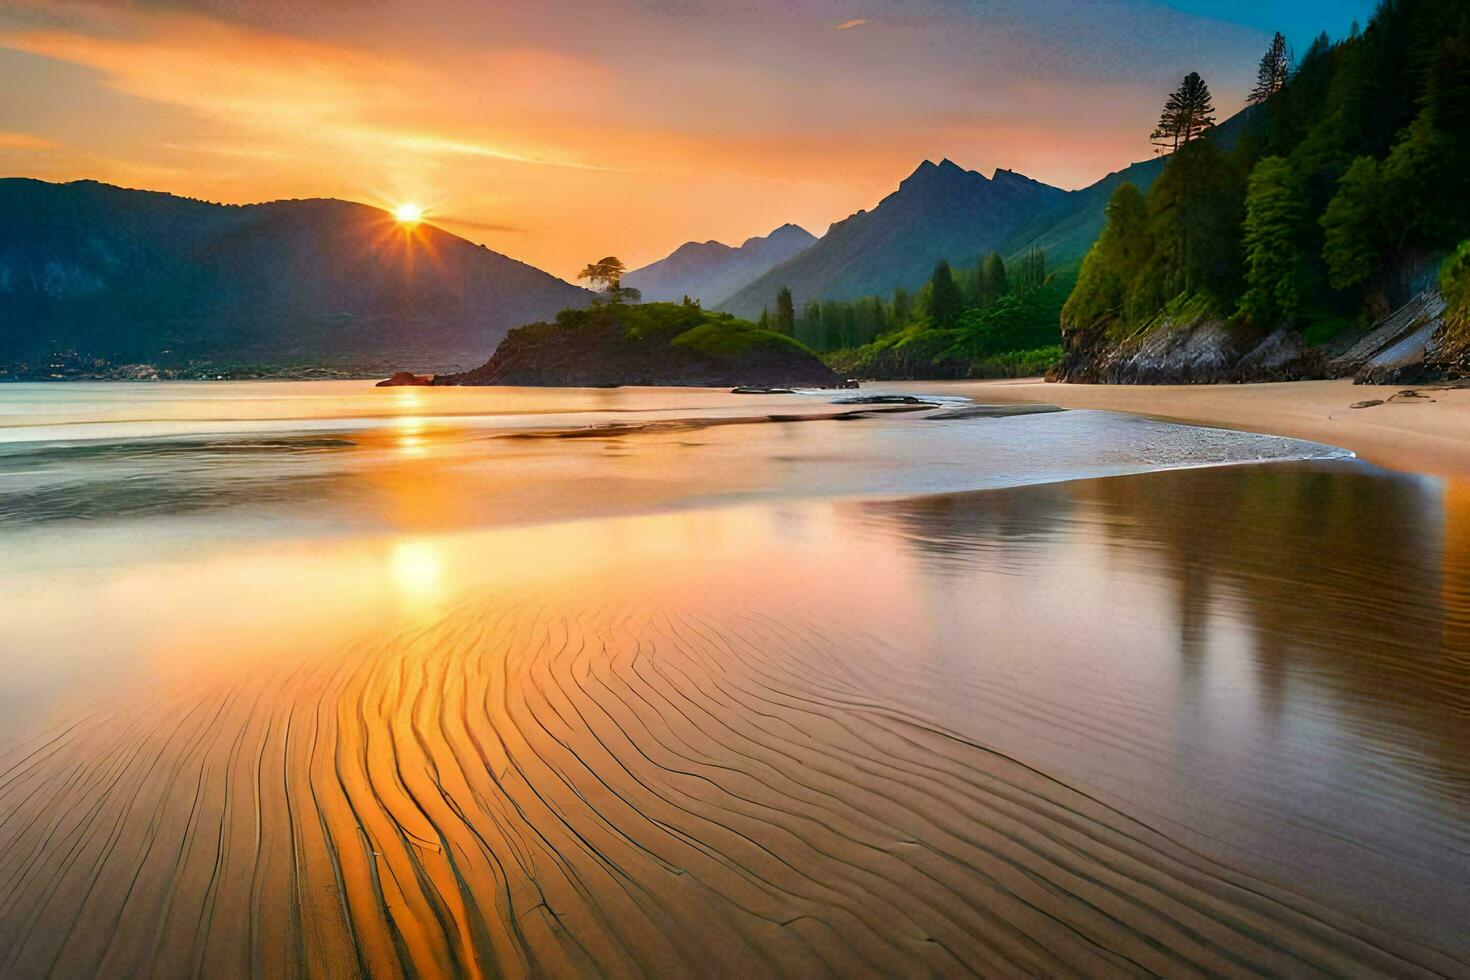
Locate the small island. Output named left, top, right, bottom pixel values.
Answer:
left=415, top=300, right=849, bottom=389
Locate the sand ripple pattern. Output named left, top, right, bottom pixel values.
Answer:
left=0, top=596, right=1459, bottom=978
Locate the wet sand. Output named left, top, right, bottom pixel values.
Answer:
left=0, top=383, right=1467, bottom=977
left=923, top=376, right=1470, bottom=478
left=931, top=378, right=1470, bottom=478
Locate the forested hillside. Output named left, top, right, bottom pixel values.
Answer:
left=1058, top=0, right=1470, bottom=382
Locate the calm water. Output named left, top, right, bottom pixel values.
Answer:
left=0, top=381, right=1465, bottom=976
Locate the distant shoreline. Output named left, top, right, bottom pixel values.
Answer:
left=922, top=377, right=1470, bottom=479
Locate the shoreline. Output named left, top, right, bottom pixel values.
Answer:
left=898, top=377, right=1470, bottom=479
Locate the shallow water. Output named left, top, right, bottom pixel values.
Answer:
left=0, top=382, right=1465, bottom=976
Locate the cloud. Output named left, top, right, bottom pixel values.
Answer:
left=0, top=131, right=58, bottom=149
left=833, top=18, right=868, bottom=30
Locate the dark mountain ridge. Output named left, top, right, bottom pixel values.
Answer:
left=719, top=159, right=1068, bottom=318
left=623, top=223, right=816, bottom=306
left=0, top=178, right=592, bottom=375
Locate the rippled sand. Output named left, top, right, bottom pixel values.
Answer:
left=0, top=384, right=1466, bottom=976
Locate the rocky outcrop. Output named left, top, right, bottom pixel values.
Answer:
left=375, top=372, right=433, bottom=387
left=1425, top=317, right=1470, bottom=378
left=1053, top=318, right=1321, bottom=384
left=1055, top=288, right=1458, bottom=386
left=1325, top=290, right=1446, bottom=384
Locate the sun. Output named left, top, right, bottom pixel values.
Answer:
left=394, top=202, right=424, bottom=224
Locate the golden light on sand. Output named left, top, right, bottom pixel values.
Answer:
left=390, top=538, right=443, bottom=601
left=393, top=202, right=424, bottom=224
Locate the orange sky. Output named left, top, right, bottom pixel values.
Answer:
left=0, top=0, right=1330, bottom=279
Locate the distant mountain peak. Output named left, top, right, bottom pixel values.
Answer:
left=720, top=158, right=1067, bottom=318
left=623, top=221, right=816, bottom=306
left=901, top=157, right=987, bottom=192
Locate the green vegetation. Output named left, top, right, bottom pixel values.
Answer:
left=824, top=264, right=1068, bottom=379
left=1240, top=156, right=1308, bottom=325
left=449, top=298, right=840, bottom=388
left=1063, top=0, right=1470, bottom=347
left=1441, top=241, right=1470, bottom=344
left=547, top=298, right=811, bottom=357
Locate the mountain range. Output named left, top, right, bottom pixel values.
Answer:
left=623, top=224, right=816, bottom=306
left=719, top=161, right=1069, bottom=319
left=2, top=124, right=1242, bottom=378
left=0, top=179, right=591, bottom=375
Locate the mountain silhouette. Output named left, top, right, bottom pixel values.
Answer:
left=623, top=224, right=816, bottom=306
left=0, top=179, right=591, bottom=374
left=719, top=160, right=1066, bottom=318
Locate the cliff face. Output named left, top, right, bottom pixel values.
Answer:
left=1052, top=318, right=1318, bottom=384
left=430, top=303, right=846, bottom=389
left=1054, top=288, right=1466, bottom=386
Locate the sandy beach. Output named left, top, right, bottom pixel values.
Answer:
left=0, top=382, right=1466, bottom=977
left=921, top=378, right=1470, bottom=478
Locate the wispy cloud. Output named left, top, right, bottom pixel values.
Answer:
left=0, top=131, right=57, bottom=149
left=833, top=18, right=868, bottom=30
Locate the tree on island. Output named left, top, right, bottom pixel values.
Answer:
left=577, top=256, right=640, bottom=303
left=1248, top=33, right=1291, bottom=105
left=775, top=286, right=796, bottom=335
left=1150, top=72, right=1217, bottom=153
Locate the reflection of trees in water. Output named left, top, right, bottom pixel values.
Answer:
left=861, top=461, right=1470, bottom=805
left=848, top=482, right=1073, bottom=576
left=1079, top=461, right=1470, bottom=811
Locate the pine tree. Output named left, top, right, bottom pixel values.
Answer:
left=1150, top=72, right=1217, bottom=153
left=977, top=252, right=1008, bottom=307
left=758, top=307, right=771, bottom=329
left=774, top=286, right=796, bottom=335
left=1248, top=33, right=1291, bottom=105
left=798, top=300, right=822, bottom=348
left=890, top=287, right=912, bottom=326
left=1013, top=247, right=1047, bottom=292
left=928, top=260, right=965, bottom=329
left=1239, top=156, right=1307, bottom=325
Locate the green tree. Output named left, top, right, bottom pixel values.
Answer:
left=1013, top=247, right=1047, bottom=293
left=1239, top=156, right=1308, bottom=325
left=1150, top=72, right=1217, bottom=153
left=1320, top=155, right=1385, bottom=291
left=1139, top=138, right=1243, bottom=302
left=774, top=286, right=796, bottom=336
left=757, top=307, right=771, bottom=330
left=1062, top=182, right=1151, bottom=330
left=928, top=260, right=965, bottom=329
left=798, top=300, right=823, bottom=348
left=1248, top=32, right=1291, bottom=105
left=1379, top=34, right=1470, bottom=250
left=890, top=287, right=913, bottom=326
left=577, top=256, right=633, bottom=302
left=977, top=252, right=1008, bottom=308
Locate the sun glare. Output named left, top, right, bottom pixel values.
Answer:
left=394, top=202, right=424, bottom=224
